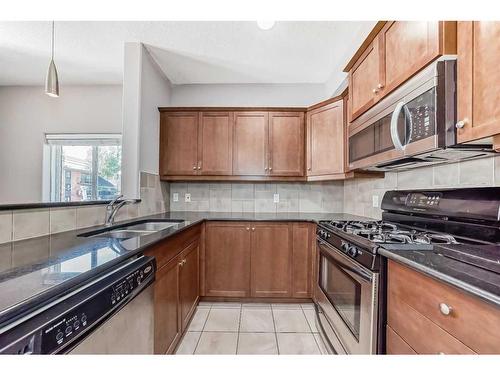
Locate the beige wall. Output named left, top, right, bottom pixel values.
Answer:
left=344, top=156, right=500, bottom=220
left=169, top=181, right=344, bottom=213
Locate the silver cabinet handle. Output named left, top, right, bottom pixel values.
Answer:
left=192, top=166, right=196, bottom=170
left=439, top=303, right=453, bottom=316
left=377, top=83, right=384, bottom=89
left=372, top=88, right=379, bottom=94
left=456, top=119, right=468, bottom=129
left=307, top=167, right=311, bottom=171
left=390, top=101, right=406, bottom=151
left=197, top=166, right=201, bottom=170
left=269, top=167, right=272, bottom=171
left=251, top=227, right=255, bottom=231
left=246, top=227, right=250, bottom=231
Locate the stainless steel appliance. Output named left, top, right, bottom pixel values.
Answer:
left=348, top=58, right=496, bottom=171
left=315, top=187, right=500, bottom=354
left=0, top=255, right=155, bottom=354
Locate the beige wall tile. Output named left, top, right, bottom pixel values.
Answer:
left=459, top=157, right=494, bottom=186
left=76, top=206, right=105, bottom=229
left=13, top=209, right=50, bottom=241
left=0, top=211, right=13, bottom=244
left=50, top=207, right=77, bottom=233
left=433, top=163, right=459, bottom=187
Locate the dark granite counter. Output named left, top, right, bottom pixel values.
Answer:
left=378, top=246, right=500, bottom=308
left=0, top=211, right=366, bottom=325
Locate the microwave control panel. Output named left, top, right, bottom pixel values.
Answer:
left=407, top=88, right=436, bottom=142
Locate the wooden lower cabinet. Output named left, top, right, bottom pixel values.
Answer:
left=386, top=260, right=500, bottom=354
left=179, top=240, right=200, bottom=331
left=203, top=221, right=312, bottom=299
left=250, top=223, right=292, bottom=297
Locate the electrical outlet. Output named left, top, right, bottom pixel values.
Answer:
left=172, top=193, right=179, bottom=202
left=185, top=193, right=191, bottom=203
left=273, top=193, right=280, bottom=203
left=372, top=195, right=379, bottom=208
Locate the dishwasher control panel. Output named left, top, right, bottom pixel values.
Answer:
left=0, top=256, right=155, bottom=354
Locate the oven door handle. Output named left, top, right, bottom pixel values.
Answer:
left=317, top=239, right=373, bottom=282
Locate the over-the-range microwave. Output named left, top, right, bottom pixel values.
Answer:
left=348, top=58, right=496, bottom=172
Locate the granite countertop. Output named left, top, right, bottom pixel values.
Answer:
left=378, top=247, right=500, bottom=308
left=0, top=211, right=366, bottom=326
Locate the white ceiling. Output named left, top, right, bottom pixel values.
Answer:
left=0, top=21, right=375, bottom=86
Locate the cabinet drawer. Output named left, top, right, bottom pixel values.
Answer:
left=388, top=260, right=500, bottom=353
left=388, top=292, right=475, bottom=354
left=386, top=325, right=416, bottom=354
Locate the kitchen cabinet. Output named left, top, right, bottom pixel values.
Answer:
left=346, top=21, right=456, bottom=121
left=160, top=112, right=199, bottom=175
left=179, top=240, right=200, bottom=331
left=250, top=223, right=292, bottom=298
left=233, top=112, right=269, bottom=175
left=203, top=221, right=312, bottom=299
left=456, top=21, right=500, bottom=146
left=306, top=99, right=345, bottom=177
left=268, top=112, right=305, bottom=176
left=204, top=222, right=251, bottom=297
left=386, top=260, right=500, bottom=354
left=198, top=111, right=233, bottom=175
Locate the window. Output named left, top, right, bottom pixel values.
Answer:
left=45, top=134, right=122, bottom=202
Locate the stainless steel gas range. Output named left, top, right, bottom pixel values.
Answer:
left=314, top=187, right=500, bottom=354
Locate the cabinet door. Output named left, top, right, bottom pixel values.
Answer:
left=179, top=240, right=200, bottom=331
left=379, top=21, right=440, bottom=95
left=349, top=38, right=381, bottom=120
left=160, top=112, right=199, bottom=175
left=233, top=112, right=269, bottom=175
left=198, top=112, right=233, bottom=175
left=153, top=255, right=181, bottom=354
left=250, top=223, right=292, bottom=298
left=292, top=223, right=313, bottom=298
left=269, top=112, right=305, bottom=176
left=205, top=222, right=251, bottom=297
left=306, top=100, right=345, bottom=176
left=457, top=21, right=500, bottom=144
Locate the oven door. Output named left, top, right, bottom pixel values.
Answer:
left=315, top=239, right=378, bottom=354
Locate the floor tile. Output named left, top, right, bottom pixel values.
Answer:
left=301, top=303, right=315, bottom=310
left=273, top=309, right=311, bottom=333
left=314, top=333, right=329, bottom=355
left=303, top=308, right=319, bottom=333
left=197, top=301, right=212, bottom=308
left=242, top=303, right=272, bottom=310
left=187, top=308, right=210, bottom=331
left=277, top=333, right=321, bottom=354
left=240, top=308, right=275, bottom=332
left=175, top=332, right=201, bottom=354
left=271, top=303, right=302, bottom=310
left=195, top=332, right=238, bottom=354
left=237, top=333, right=278, bottom=354
left=210, top=302, right=242, bottom=309
left=204, top=308, right=241, bottom=332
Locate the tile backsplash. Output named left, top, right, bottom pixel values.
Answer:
left=0, top=172, right=169, bottom=244
left=169, top=181, right=344, bottom=213
left=344, top=156, right=500, bottom=220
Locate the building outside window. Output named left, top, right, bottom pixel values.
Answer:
left=45, top=134, right=122, bottom=202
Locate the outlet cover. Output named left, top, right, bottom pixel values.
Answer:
left=372, top=195, right=379, bottom=208
left=273, top=193, right=280, bottom=203
left=172, top=193, right=179, bottom=202
left=185, top=193, right=191, bottom=203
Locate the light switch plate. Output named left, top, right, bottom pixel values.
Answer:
left=172, top=193, right=179, bottom=202
left=273, top=193, right=280, bottom=203
left=372, top=195, right=379, bottom=208
left=185, top=193, right=191, bottom=203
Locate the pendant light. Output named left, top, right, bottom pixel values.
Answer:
left=45, top=21, right=59, bottom=97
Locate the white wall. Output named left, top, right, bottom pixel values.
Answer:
left=169, top=83, right=327, bottom=107
left=0, top=85, right=122, bottom=204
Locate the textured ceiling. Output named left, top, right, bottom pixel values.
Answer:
left=0, top=21, right=376, bottom=86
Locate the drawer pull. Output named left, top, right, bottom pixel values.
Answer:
left=439, top=303, right=453, bottom=316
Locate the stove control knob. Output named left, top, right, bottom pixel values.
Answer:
left=341, top=241, right=349, bottom=252
left=348, top=246, right=359, bottom=257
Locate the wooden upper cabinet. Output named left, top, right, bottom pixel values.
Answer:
left=268, top=112, right=305, bottom=176
left=198, top=112, right=233, bottom=175
left=306, top=100, right=345, bottom=176
left=233, top=112, right=269, bottom=175
left=347, top=21, right=456, bottom=121
left=349, top=38, right=382, bottom=120
left=457, top=21, right=500, bottom=145
left=250, top=223, right=292, bottom=298
left=160, top=112, right=199, bottom=175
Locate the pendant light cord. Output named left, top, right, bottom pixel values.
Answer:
left=51, top=21, right=55, bottom=60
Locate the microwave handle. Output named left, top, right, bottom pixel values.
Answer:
left=390, top=101, right=406, bottom=151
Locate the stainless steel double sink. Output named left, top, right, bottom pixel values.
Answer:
left=79, top=220, right=184, bottom=239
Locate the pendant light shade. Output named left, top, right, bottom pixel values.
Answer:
left=45, top=21, right=59, bottom=97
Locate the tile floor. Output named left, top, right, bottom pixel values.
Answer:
left=175, top=302, right=328, bottom=355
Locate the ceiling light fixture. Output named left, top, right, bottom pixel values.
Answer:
left=45, top=21, right=59, bottom=97
left=257, top=21, right=276, bottom=30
